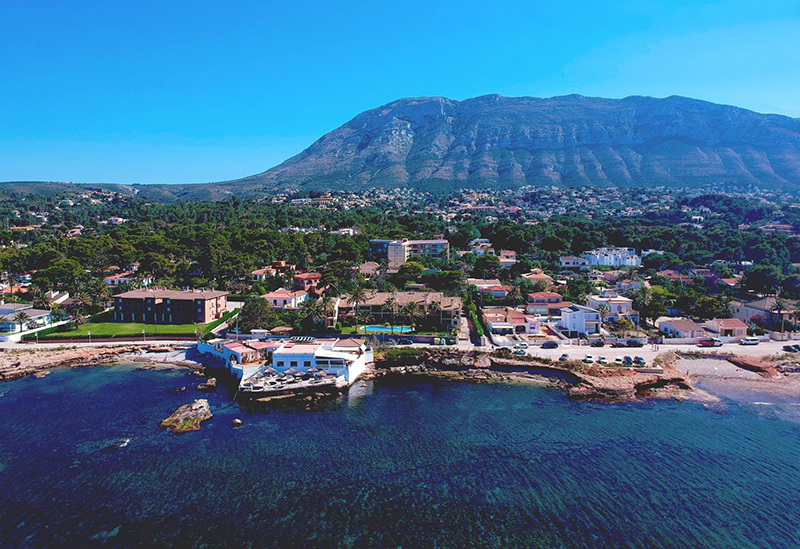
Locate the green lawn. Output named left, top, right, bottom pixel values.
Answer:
left=36, top=310, right=236, bottom=340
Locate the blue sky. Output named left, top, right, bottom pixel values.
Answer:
left=1, top=0, right=799, bottom=184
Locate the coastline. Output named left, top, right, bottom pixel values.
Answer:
left=0, top=344, right=203, bottom=382
left=4, top=343, right=800, bottom=405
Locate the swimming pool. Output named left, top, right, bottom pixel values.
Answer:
left=359, top=325, right=413, bottom=333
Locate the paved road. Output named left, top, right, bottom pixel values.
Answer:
left=409, top=339, right=797, bottom=365
left=0, top=340, right=195, bottom=350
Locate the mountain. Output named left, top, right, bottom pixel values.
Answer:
left=4, top=94, right=800, bottom=200
left=229, top=94, right=800, bottom=193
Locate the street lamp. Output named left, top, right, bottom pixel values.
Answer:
left=142, top=329, right=146, bottom=343
left=87, top=331, right=91, bottom=344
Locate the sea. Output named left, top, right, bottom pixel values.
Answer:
left=0, top=365, right=799, bottom=548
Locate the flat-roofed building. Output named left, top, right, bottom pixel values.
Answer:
left=113, top=288, right=227, bottom=324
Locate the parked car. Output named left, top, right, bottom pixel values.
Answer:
left=611, top=341, right=627, bottom=348
left=558, top=353, right=570, bottom=362
left=396, top=338, right=413, bottom=345
left=740, top=337, right=760, bottom=346
left=698, top=338, right=723, bottom=347
left=444, top=337, right=457, bottom=345
left=597, top=356, right=608, bottom=365
left=783, top=345, right=799, bottom=353
left=512, top=348, right=527, bottom=355
left=614, top=357, right=624, bottom=365
left=623, top=356, right=633, bottom=365
left=590, top=340, right=605, bottom=347
left=514, top=342, right=529, bottom=349
left=541, top=341, right=559, bottom=349
left=626, top=340, right=644, bottom=348
left=633, top=356, right=646, bottom=365
left=583, top=354, right=594, bottom=364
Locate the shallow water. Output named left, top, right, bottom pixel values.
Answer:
left=1, top=365, right=799, bottom=548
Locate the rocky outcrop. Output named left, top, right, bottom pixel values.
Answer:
left=159, top=399, right=213, bottom=434
left=374, top=349, right=692, bottom=402
left=196, top=377, right=218, bottom=392
left=726, top=355, right=780, bottom=377
left=0, top=345, right=141, bottom=381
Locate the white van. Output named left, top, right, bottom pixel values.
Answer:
left=739, top=337, right=760, bottom=346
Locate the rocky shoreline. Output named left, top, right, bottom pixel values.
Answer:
left=370, top=349, right=693, bottom=402
left=0, top=344, right=202, bottom=382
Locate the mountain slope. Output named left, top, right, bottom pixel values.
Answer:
left=230, top=94, right=800, bottom=192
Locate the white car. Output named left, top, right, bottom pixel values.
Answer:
left=614, top=357, right=624, bottom=365
left=514, top=342, right=529, bottom=349
left=740, top=337, right=760, bottom=345
left=583, top=354, right=594, bottom=364
left=597, top=356, right=608, bottom=365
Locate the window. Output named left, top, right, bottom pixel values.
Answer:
left=290, top=361, right=298, bottom=368
left=304, top=361, right=311, bottom=368
left=277, top=361, right=284, bottom=367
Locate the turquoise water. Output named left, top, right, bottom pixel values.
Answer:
left=1, top=365, right=799, bottom=548
left=360, top=325, right=413, bottom=333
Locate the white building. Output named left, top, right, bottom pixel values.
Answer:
left=586, top=295, right=639, bottom=324
left=387, top=238, right=450, bottom=269
left=582, top=247, right=642, bottom=268
left=261, top=289, right=308, bottom=309
left=558, top=305, right=601, bottom=335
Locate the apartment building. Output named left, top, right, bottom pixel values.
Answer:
left=113, top=289, right=227, bottom=324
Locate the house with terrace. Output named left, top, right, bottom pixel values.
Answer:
left=336, top=291, right=462, bottom=330
left=520, top=269, right=553, bottom=286
left=526, top=292, right=570, bottom=317
left=587, top=295, right=639, bottom=325
left=558, top=305, right=601, bottom=336
left=482, top=307, right=541, bottom=335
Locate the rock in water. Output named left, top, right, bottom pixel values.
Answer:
left=160, top=399, right=212, bottom=434
left=197, top=378, right=218, bottom=392
left=232, top=419, right=243, bottom=428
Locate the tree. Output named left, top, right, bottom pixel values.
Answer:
left=238, top=298, right=280, bottom=334
left=394, top=261, right=425, bottom=287
left=771, top=297, right=789, bottom=333
left=301, top=299, right=325, bottom=329
left=596, top=304, right=609, bottom=325
left=12, top=311, right=29, bottom=332
left=506, top=286, right=524, bottom=307
left=401, top=302, right=423, bottom=330
left=428, top=300, right=442, bottom=328
left=473, top=254, right=501, bottom=279
left=348, top=284, right=370, bottom=334
left=383, top=295, right=398, bottom=333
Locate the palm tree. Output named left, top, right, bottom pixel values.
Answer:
left=302, top=299, right=325, bottom=327
left=401, top=302, right=423, bottom=331
left=88, top=280, right=110, bottom=311
left=355, top=311, right=371, bottom=335
left=596, top=304, right=609, bottom=325
left=74, top=291, right=91, bottom=315
left=428, top=300, right=442, bottom=330
left=348, top=284, right=369, bottom=334
left=506, top=285, right=524, bottom=307
left=320, top=296, right=336, bottom=328
left=792, top=304, right=800, bottom=333
left=12, top=311, right=29, bottom=332
left=32, top=293, right=51, bottom=311
left=383, top=295, right=398, bottom=333
left=770, top=297, right=789, bottom=333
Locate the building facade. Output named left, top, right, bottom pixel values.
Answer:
left=113, top=289, right=227, bottom=324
